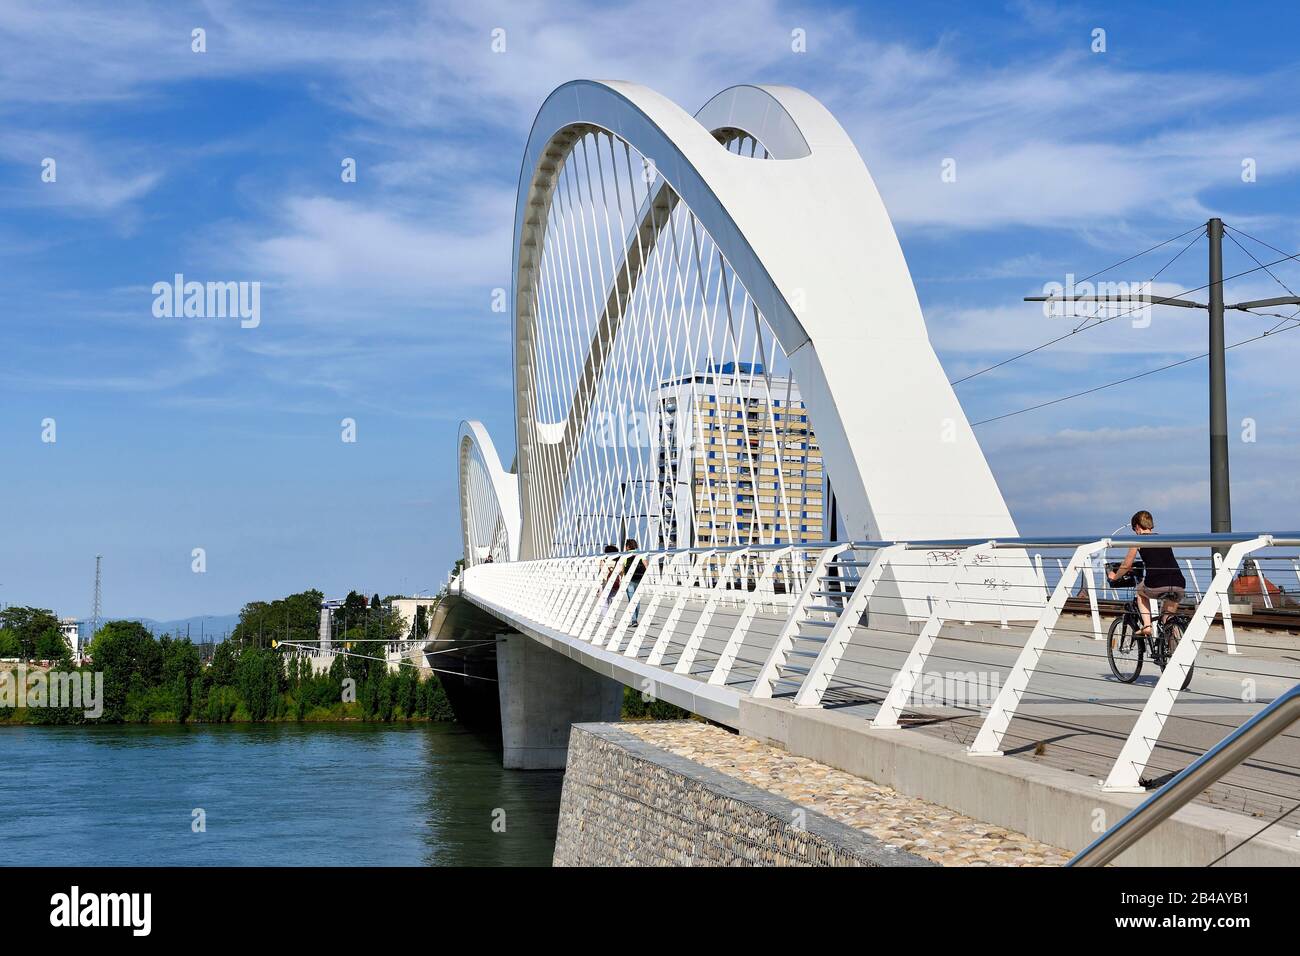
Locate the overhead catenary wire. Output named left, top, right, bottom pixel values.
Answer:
left=949, top=224, right=1207, bottom=386
left=952, top=228, right=1300, bottom=395
left=1223, top=226, right=1300, bottom=334
left=970, top=319, right=1300, bottom=427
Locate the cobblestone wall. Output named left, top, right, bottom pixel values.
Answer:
left=553, top=723, right=934, bottom=867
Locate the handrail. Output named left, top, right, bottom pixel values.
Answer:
left=1068, top=682, right=1300, bottom=867
left=482, top=532, right=1300, bottom=567
left=874, top=531, right=1299, bottom=550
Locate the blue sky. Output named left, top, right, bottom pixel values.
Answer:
left=2, top=0, right=1299, bottom=621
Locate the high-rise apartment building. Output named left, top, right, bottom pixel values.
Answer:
left=650, top=362, right=825, bottom=549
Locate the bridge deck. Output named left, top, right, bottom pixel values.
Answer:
left=625, top=598, right=1300, bottom=825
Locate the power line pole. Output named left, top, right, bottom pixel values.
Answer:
left=90, top=555, right=103, bottom=638
left=1206, top=218, right=1230, bottom=537
left=1026, top=219, right=1300, bottom=543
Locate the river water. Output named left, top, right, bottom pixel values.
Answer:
left=0, top=723, right=564, bottom=866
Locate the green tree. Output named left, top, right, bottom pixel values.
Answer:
left=230, top=589, right=323, bottom=649
left=89, top=620, right=164, bottom=722
left=34, top=627, right=71, bottom=664
left=190, top=666, right=211, bottom=718
left=395, top=666, right=417, bottom=717
left=418, top=674, right=454, bottom=721
left=0, top=629, right=20, bottom=658
left=161, top=636, right=201, bottom=722
left=375, top=671, right=394, bottom=721
left=209, top=640, right=239, bottom=686
left=236, top=647, right=282, bottom=721
left=0, top=607, right=62, bottom=661
left=621, top=686, right=691, bottom=720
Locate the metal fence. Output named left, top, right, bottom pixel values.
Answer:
left=463, top=531, right=1300, bottom=861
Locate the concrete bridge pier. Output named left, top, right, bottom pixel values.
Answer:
left=496, top=633, right=624, bottom=769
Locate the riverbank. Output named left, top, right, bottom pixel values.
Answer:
left=1, top=678, right=687, bottom=726
left=0, top=703, right=454, bottom=725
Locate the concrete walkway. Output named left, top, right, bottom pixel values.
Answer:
left=630, top=597, right=1300, bottom=822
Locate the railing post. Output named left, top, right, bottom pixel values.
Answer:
left=1213, top=552, right=1240, bottom=655
left=751, top=544, right=849, bottom=698
left=968, top=539, right=1110, bottom=756
left=529, top=559, right=554, bottom=619
left=578, top=554, right=630, bottom=642
left=795, top=543, right=904, bottom=708
left=1033, top=553, right=1048, bottom=598
left=872, top=543, right=986, bottom=727
left=1081, top=557, right=1103, bottom=640
left=991, top=550, right=1009, bottom=629
left=646, top=549, right=744, bottom=666
left=557, top=557, right=596, bottom=633
left=1183, top=558, right=1201, bottom=604
left=543, top=557, right=580, bottom=624
left=590, top=554, right=641, bottom=646
left=632, top=549, right=716, bottom=659
left=1102, top=535, right=1271, bottom=791
left=604, top=553, right=663, bottom=651
left=698, top=547, right=791, bottom=681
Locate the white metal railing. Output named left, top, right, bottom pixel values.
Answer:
left=1070, top=682, right=1300, bottom=866
left=461, top=532, right=1300, bottom=820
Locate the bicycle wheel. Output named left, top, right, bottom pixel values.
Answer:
left=1164, top=616, right=1194, bottom=691
left=1107, top=614, right=1143, bottom=682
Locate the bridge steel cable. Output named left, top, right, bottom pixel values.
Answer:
left=496, top=79, right=1034, bottom=587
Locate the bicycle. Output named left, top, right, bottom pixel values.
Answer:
left=1106, top=568, right=1194, bottom=690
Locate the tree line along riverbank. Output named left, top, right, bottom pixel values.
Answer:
left=1, top=592, right=453, bottom=725
left=1, top=591, right=689, bottom=727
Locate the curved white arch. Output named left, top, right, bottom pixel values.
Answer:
left=511, top=80, right=1019, bottom=560
left=694, top=84, right=811, bottom=159
left=458, top=420, right=520, bottom=566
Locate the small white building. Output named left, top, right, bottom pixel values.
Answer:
left=317, top=595, right=441, bottom=674
left=389, top=597, right=439, bottom=640
left=386, top=597, right=440, bottom=674
left=60, top=617, right=82, bottom=661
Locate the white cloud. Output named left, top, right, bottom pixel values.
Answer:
left=8, top=0, right=1300, bottom=239
left=203, top=189, right=517, bottom=343
left=0, top=129, right=163, bottom=216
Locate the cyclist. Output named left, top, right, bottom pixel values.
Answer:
left=1107, top=510, right=1186, bottom=637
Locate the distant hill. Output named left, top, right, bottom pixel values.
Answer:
left=126, top=614, right=242, bottom=642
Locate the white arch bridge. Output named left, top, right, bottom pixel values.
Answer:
left=451, top=80, right=1300, bottom=865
